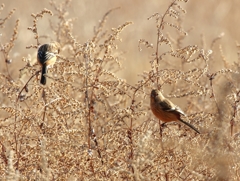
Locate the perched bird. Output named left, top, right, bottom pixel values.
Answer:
left=37, top=42, right=61, bottom=85
left=150, top=89, right=200, bottom=134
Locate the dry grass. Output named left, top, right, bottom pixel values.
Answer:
left=1, top=0, right=240, bottom=180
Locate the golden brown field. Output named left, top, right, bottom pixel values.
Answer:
left=1, top=0, right=240, bottom=180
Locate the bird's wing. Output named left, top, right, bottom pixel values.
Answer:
left=159, top=99, right=185, bottom=116
left=158, top=99, right=174, bottom=111
left=174, top=106, right=185, bottom=115
left=38, top=52, right=56, bottom=63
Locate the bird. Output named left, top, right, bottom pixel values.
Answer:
left=150, top=89, right=200, bottom=134
left=37, top=41, right=61, bottom=85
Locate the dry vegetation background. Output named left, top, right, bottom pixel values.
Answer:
left=1, top=0, right=240, bottom=180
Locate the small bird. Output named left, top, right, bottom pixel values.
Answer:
left=37, top=41, right=61, bottom=85
left=150, top=89, right=200, bottom=134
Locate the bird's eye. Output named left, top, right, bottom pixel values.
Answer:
left=151, top=92, right=157, bottom=97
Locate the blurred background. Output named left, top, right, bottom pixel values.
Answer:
left=1, top=0, right=240, bottom=84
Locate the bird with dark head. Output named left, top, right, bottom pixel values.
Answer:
left=150, top=89, right=200, bottom=134
left=37, top=41, right=61, bottom=85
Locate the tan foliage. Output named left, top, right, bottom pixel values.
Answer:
left=0, top=0, right=240, bottom=180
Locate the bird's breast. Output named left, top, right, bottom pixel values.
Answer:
left=151, top=102, right=179, bottom=122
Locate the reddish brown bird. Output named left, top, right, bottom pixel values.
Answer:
left=37, top=42, right=61, bottom=85
left=150, top=89, right=200, bottom=134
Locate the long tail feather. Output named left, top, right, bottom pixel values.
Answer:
left=179, top=119, right=200, bottom=134
left=40, top=65, right=47, bottom=85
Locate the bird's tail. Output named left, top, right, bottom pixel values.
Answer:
left=40, top=65, right=47, bottom=85
left=179, top=119, right=200, bottom=134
